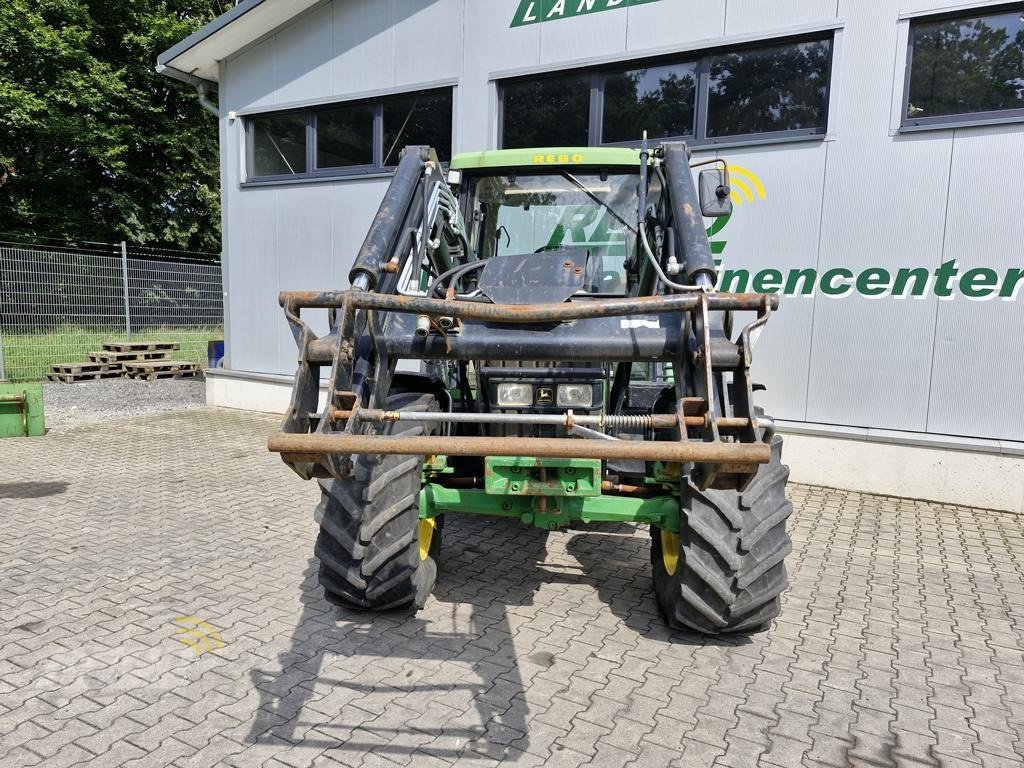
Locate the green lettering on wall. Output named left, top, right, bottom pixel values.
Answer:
left=511, top=0, right=663, bottom=28
left=892, top=267, right=930, bottom=298
left=959, top=268, right=999, bottom=299
left=753, top=269, right=783, bottom=294
left=718, top=269, right=750, bottom=293
left=784, top=268, right=818, bottom=296
left=856, top=268, right=891, bottom=297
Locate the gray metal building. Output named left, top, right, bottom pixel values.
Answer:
left=160, top=0, right=1024, bottom=512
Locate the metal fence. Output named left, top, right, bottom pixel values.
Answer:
left=0, top=237, right=223, bottom=381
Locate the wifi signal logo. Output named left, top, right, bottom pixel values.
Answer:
left=726, top=165, right=767, bottom=205
left=173, top=616, right=225, bottom=656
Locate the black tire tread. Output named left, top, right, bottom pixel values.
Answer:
left=654, top=435, right=793, bottom=634
left=314, top=391, right=439, bottom=611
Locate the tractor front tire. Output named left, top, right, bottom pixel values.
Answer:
left=651, top=435, right=792, bottom=634
left=314, top=391, right=440, bottom=611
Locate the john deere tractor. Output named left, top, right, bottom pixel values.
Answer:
left=269, top=142, right=793, bottom=634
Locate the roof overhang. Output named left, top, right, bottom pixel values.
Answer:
left=157, top=0, right=320, bottom=86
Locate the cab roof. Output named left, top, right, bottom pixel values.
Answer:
left=450, top=147, right=643, bottom=171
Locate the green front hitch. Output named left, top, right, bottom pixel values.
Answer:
left=419, top=484, right=679, bottom=532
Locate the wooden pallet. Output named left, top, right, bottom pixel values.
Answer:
left=50, top=361, right=121, bottom=375
left=123, top=361, right=201, bottom=381
left=89, top=349, right=172, bottom=364
left=46, top=370, right=124, bottom=383
left=102, top=341, right=180, bottom=354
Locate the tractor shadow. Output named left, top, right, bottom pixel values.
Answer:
left=247, top=516, right=743, bottom=762
left=0, top=481, right=69, bottom=499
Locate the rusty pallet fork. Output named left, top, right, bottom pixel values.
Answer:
left=270, top=287, right=778, bottom=482
left=267, top=143, right=793, bottom=634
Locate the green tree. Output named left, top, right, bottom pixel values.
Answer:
left=0, top=0, right=229, bottom=253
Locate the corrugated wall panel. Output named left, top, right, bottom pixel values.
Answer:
left=331, top=0, right=395, bottom=94
left=274, top=3, right=332, bottom=103
left=724, top=0, right=838, bottom=35
left=927, top=125, right=1024, bottom=441
left=539, top=7, right=626, bottom=64
left=698, top=141, right=830, bottom=422
left=394, top=0, right=462, bottom=85
left=805, top=1, right=953, bottom=431
left=223, top=38, right=276, bottom=112
left=807, top=134, right=952, bottom=431
left=330, top=178, right=393, bottom=287
left=625, top=0, right=726, bottom=50
left=227, top=188, right=281, bottom=374
left=275, top=186, right=335, bottom=371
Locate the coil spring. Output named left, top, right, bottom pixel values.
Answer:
left=600, top=414, right=653, bottom=429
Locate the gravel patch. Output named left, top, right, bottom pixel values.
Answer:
left=42, top=378, right=206, bottom=427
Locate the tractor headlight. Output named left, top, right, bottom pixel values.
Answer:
left=557, top=383, right=594, bottom=408
left=496, top=382, right=534, bottom=408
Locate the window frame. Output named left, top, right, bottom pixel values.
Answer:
left=900, top=2, right=1024, bottom=132
left=244, top=87, right=454, bottom=184
left=497, top=32, right=834, bottom=151
left=245, top=109, right=313, bottom=182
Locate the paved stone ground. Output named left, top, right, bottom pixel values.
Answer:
left=2, top=408, right=1024, bottom=768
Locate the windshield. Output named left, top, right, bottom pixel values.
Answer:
left=468, top=172, right=645, bottom=295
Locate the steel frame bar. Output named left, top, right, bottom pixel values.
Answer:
left=280, top=288, right=778, bottom=322
left=346, top=408, right=679, bottom=429
left=268, top=432, right=771, bottom=464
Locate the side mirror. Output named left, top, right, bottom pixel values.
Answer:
left=698, top=168, right=733, bottom=218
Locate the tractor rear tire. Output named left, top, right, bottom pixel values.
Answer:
left=314, top=391, right=441, bottom=611
left=651, top=435, right=792, bottom=634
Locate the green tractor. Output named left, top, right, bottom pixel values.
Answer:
left=270, top=142, right=792, bottom=634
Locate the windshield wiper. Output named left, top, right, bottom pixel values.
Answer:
left=559, top=171, right=637, bottom=235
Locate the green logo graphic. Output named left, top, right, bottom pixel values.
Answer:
left=511, top=0, right=663, bottom=28
left=707, top=166, right=1022, bottom=301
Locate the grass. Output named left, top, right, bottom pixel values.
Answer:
left=0, top=325, right=223, bottom=381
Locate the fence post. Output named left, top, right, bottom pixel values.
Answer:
left=120, top=241, right=132, bottom=341
left=0, top=330, right=6, bottom=381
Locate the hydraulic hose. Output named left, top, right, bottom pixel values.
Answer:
left=430, top=259, right=486, bottom=297
left=639, top=221, right=707, bottom=293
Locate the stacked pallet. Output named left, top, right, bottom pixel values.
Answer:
left=123, top=360, right=200, bottom=381
left=47, top=342, right=201, bottom=383
left=47, top=362, right=123, bottom=383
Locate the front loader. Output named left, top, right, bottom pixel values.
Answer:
left=269, top=142, right=793, bottom=634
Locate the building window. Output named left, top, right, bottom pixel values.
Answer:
left=705, top=39, right=831, bottom=139
left=246, top=88, right=454, bottom=182
left=904, top=5, right=1024, bottom=128
left=502, top=74, right=591, bottom=149
left=383, top=92, right=455, bottom=166
left=251, top=113, right=308, bottom=177
left=499, top=34, right=832, bottom=150
left=602, top=61, right=697, bottom=143
left=316, top=104, right=375, bottom=170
